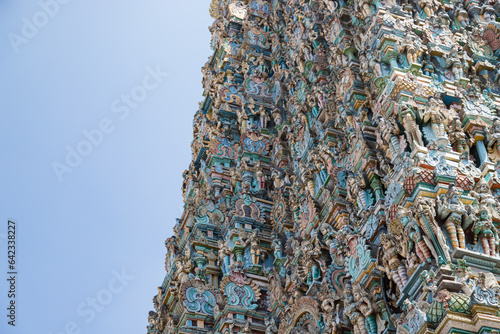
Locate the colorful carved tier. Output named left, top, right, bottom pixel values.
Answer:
left=147, top=1, right=500, bottom=334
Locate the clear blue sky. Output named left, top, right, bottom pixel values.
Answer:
left=0, top=1, right=212, bottom=333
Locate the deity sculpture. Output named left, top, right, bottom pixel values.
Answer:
left=255, top=161, right=266, bottom=191
left=445, top=47, right=466, bottom=80
left=398, top=100, right=423, bottom=149
left=318, top=143, right=335, bottom=174
left=244, top=230, right=261, bottom=266
left=347, top=173, right=371, bottom=210
left=344, top=285, right=368, bottom=334
left=299, top=162, right=316, bottom=198
left=376, top=116, right=401, bottom=159
left=421, top=53, right=435, bottom=76
left=401, top=300, right=428, bottom=334
left=367, top=51, right=383, bottom=78
left=237, top=105, right=249, bottom=131
left=397, top=206, right=434, bottom=263
left=437, top=184, right=468, bottom=251
left=217, top=240, right=232, bottom=275
left=352, top=282, right=379, bottom=334
left=487, top=118, right=500, bottom=155
left=300, top=239, right=322, bottom=285
left=422, top=97, right=448, bottom=140
left=271, top=108, right=282, bottom=126
left=451, top=260, right=475, bottom=295
left=320, top=299, right=339, bottom=334
left=322, top=225, right=347, bottom=266
left=174, top=258, right=192, bottom=284
left=414, top=197, right=452, bottom=263
left=470, top=178, right=500, bottom=222
left=447, top=117, right=470, bottom=153
left=419, top=0, right=438, bottom=17
left=271, top=235, right=283, bottom=260
left=258, top=106, right=270, bottom=129
left=398, top=32, right=422, bottom=65
left=309, top=151, right=328, bottom=183
left=473, top=203, right=499, bottom=257
left=379, top=233, right=409, bottom=292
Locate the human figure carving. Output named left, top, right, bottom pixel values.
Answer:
left=344, top=285, right=368, bottom=334
left=438, top=185, right=468, bottom=251
left=379, top=233, right=409, bottom=292
left=473, top=204, right=499, bottom=256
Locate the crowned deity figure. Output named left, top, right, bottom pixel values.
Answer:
left=438, top=185, right=468, bottom=251
left=352, top=282, right=379, bottom=334
left=471, top=178, right=500, bottom=222
left=422, top=97, right=448, bottom=143
left=344, top=285, right=368, bottom=334
left=473, top=204, right=499, bottom=256
left=397, top=206, right=434, bottom=263
left=379, top=233, right=409, bottom=292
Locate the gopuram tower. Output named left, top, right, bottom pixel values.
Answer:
left=147, top=1, right=500, bottom=333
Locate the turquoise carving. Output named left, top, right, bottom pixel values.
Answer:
left=225, top=282, right=258, bottom=310
left=348, top=237, right=372, bottom=280
left=184, top=287, right=216, bottom=315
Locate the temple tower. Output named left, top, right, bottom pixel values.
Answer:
left=147, top=1, right=500, bottom=334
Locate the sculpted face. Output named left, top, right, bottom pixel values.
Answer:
left=484, top=11, right=495, bottom=22
left=345, top=291, right=354, bottom=303
left=353, top=289, right=361, bottom=301
left=451, top=193, right=460, bottom=203
left=400, top=216, right=410, bottom=226
left=321, top=225, right=329, bottom=235
left=479, top=183, right=490, bottom=193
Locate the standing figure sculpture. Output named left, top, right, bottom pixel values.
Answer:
left=422, top=97, right=448, bottom=140
left=414, top=197, right=452, bottom=263
left=379, top=233, right=409, bottom=292
left=487, top=118, right=500, bottom=155
left=368, top=51, right=383, bottom=79
left=352, top=282, right=379, bottom=334
left=397, top=206, right=434, bottom=263
left=249, top=230, right=261, bottom=266
left=445, top=47, right=466, bottom=80
left=299, top=162, right=316, bottom=198
left=438, top=185, right=468, bottom=251
left=470, top=178, right=500, bottom=222
left=218, top=240, right=232, bottom=275
left=344, top=286, right=368, bottom=334
left=269, top=236, right=282, bottom=264
left=298, top=239, right=322, bottom=285
left=421, top=53, right=435, bottom=76
left=473, top=204, right=499, bottom=256
left=398, top=100, right=423, bottom=149
left=398, top=32, right=422, bottom=65
left=376, top=116, right=401, bottom=159
left=259, top=106, right=270, bottom=129
left=448, top=117, right=470, bottom=153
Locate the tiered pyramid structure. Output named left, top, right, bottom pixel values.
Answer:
left=147, top=1, right=500, bottom=333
